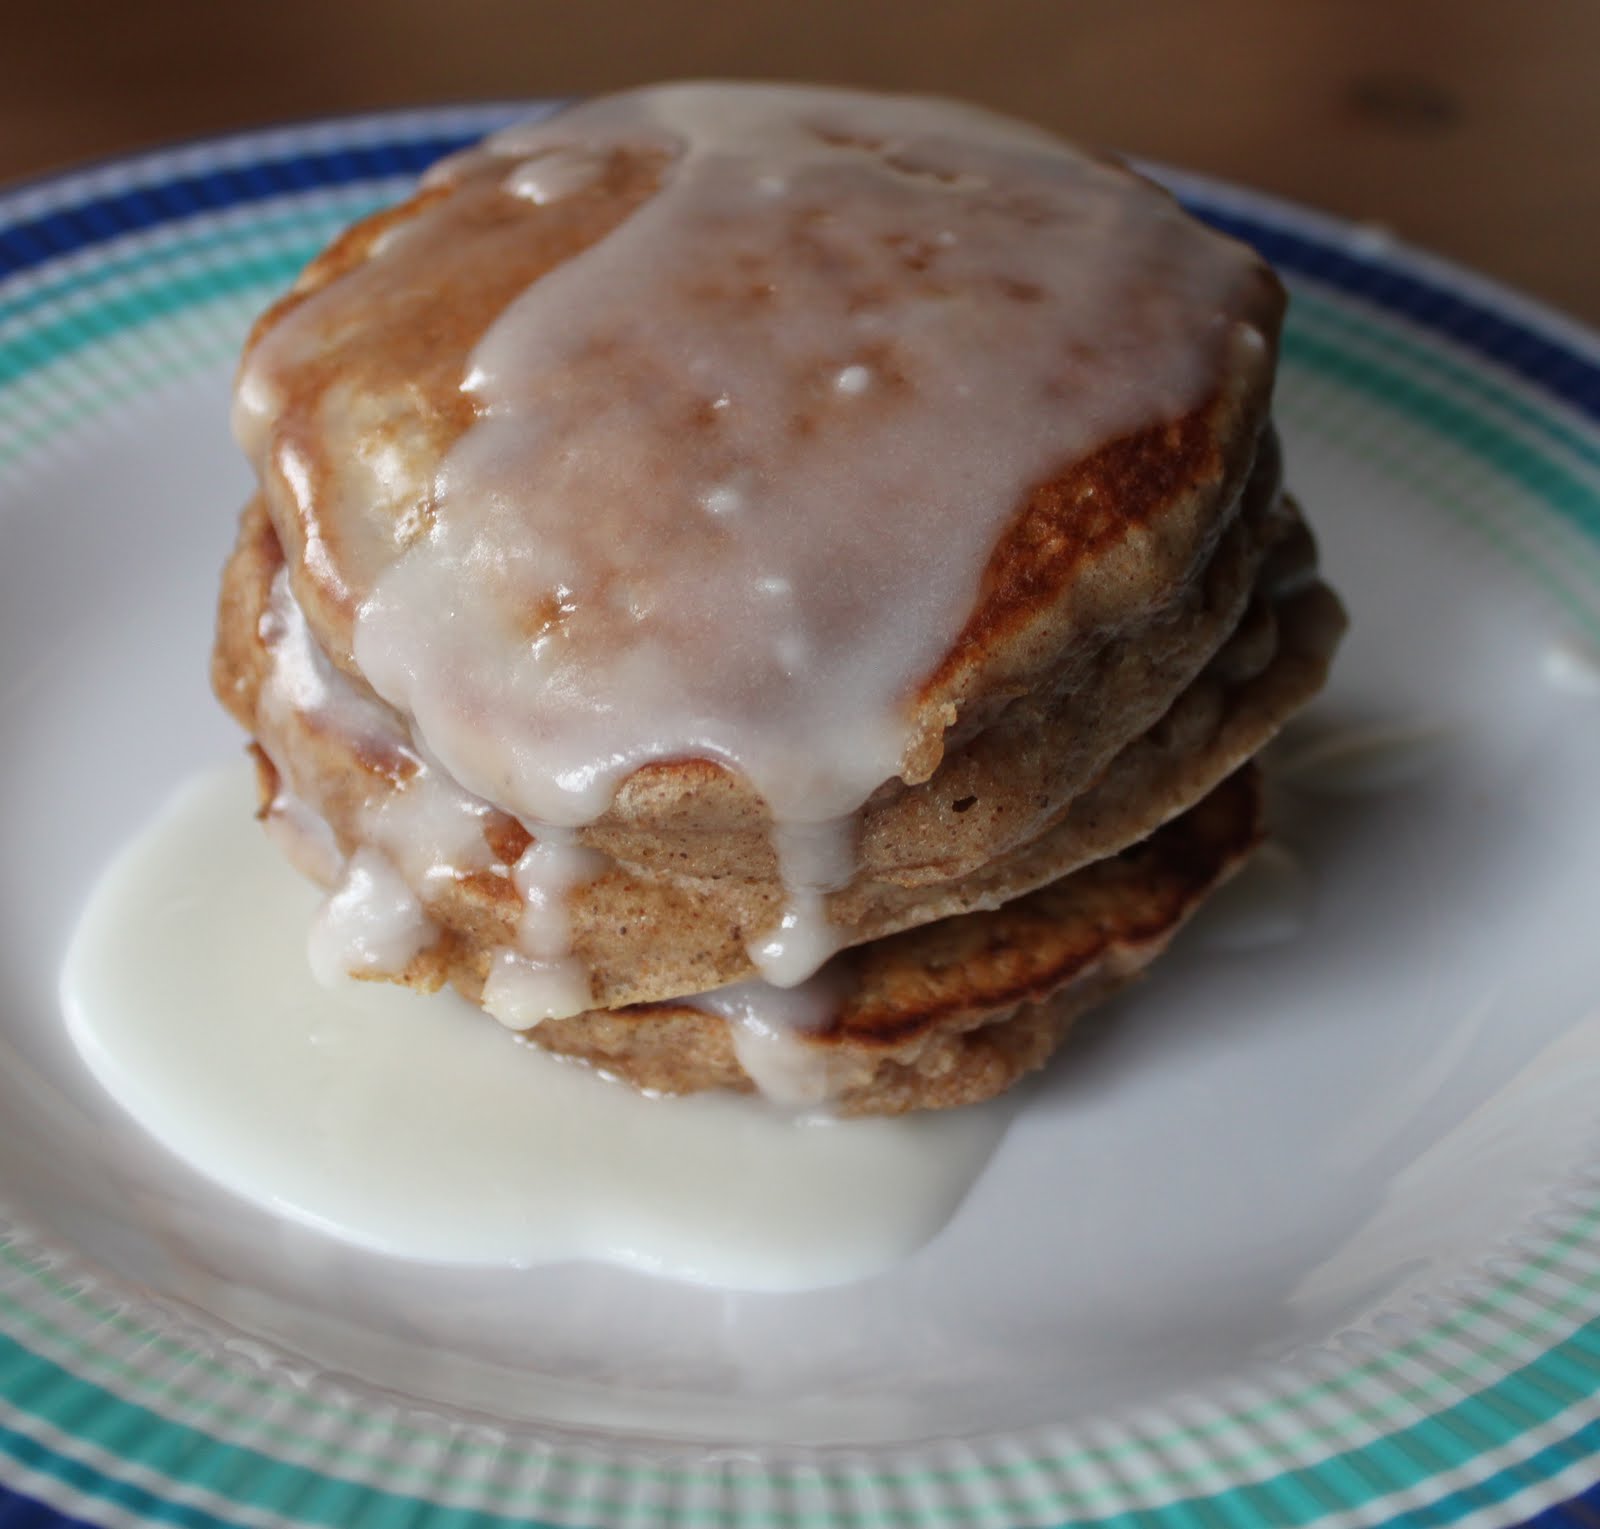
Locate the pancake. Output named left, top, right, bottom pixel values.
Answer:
left=213, top=83, right=1346, bottom=1108
left=214, top=493, right=1340, bottom=1010
left=521, top=767, right=1263, bottom=1116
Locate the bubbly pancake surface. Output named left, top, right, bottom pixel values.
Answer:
left=231, top=83, right=1293, bottom=1004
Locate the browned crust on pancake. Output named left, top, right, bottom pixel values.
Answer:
left=832, top=766, right=1258, bottom=1042
left=938, top=406, right=1238, bottom=686
left=908, top=286, right=1283, bottom=774
left=468, top=767, right=1261, bottom=1115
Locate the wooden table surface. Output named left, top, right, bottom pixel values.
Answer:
left=6, top=0, right=1598, bottom=327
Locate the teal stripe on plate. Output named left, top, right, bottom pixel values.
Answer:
left=0, top=197, right=391, bottom=333
left=1, top=1317, right=1598, bottom=1527
left=1290, top=289, right=1600, bottom=474
left=0, top=251, right=308, bottom=388
left=1279, top=326, right=1600, bottom=544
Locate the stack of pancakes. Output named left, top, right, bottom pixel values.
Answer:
left=213, top=85, right=1344, bottom=1115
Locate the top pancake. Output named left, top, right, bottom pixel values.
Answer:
left=232, top=85, right=1286, bottom=855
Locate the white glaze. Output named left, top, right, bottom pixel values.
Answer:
left=479, top=829, right=607, bottom=1026
left=747, top=892, right=842, bottom=989
left=60, top=767, right=1010, bottom=1289
left=255, top=569, right=396, bottom=745
left=481, top=949, right=592, bottom=1030
left=255, top=567, right=474, bottom=982
left=727, top=1020, right=834, bottom=1110
left=688, top=971, right=849, bottom=1109
left=307, top=847, right=436, bottom=987
left=512, top=833, right=604, bottom=963
left=749, top=818, right=857, bottom=984
left=259, top=785, right=343, bottom=886
left=241, top=84, right=1268, bottom=990
left=502, top=146, right=609, bottom=206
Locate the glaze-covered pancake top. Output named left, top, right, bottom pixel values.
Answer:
left=233, top=84, right=1284, bottom=987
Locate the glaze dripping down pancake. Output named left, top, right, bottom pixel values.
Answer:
left=214, top=83, right=1344, bottom=1111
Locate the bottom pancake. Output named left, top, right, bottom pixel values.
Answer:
left=481, top=766, right=1262, bottom=1115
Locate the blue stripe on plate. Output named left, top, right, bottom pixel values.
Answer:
left=1524, top=1478, right=1600, bottom=1529
left=0, top=136, right=475, bottom=282
left=1187, top=205, right=1600, bottom=423
left=0, top=1480, right=119, bottom=1529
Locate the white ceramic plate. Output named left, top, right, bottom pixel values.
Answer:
left=1, top=106, right=1598, bottom=1529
